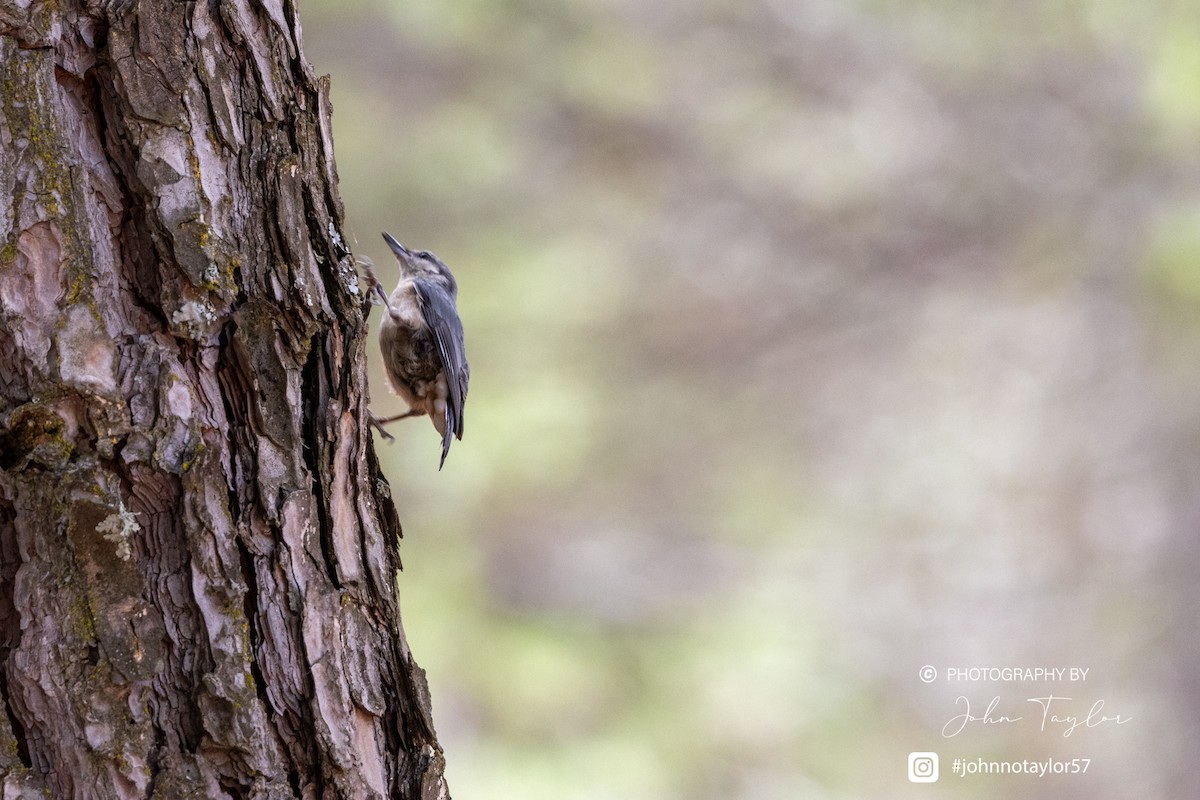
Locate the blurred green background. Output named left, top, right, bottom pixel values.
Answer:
left=303, top=1, right=1200, bottom=797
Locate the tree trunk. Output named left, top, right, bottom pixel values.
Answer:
left=0, top=2, right=448, bottom=797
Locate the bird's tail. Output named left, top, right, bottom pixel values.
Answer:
left=438, top=409, right=454, bottom=470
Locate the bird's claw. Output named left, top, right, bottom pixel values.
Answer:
left=368, top=413, right=396, bottom=442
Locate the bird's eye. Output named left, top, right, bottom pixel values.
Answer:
left=415, top=251, right=432, bottom=260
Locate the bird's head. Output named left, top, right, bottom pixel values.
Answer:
left=382, top=232, right=457, bottom=294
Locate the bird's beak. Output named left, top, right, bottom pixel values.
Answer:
left=382, top=232, right=409, bottom=259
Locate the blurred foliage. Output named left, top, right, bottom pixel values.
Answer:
left=303, top=0, right=1200, bottom=797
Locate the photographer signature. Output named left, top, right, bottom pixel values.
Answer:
left=941, top=694, right=1131, bottom=738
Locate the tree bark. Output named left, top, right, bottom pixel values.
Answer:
left=0, top=1, right=448, bottom=797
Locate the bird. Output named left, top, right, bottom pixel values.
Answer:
left=367, top=232, right=469, bottom=469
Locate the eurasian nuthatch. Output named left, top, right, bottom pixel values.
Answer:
left=367, top=232, right=469, bottom=469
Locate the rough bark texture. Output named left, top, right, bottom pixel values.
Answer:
left=0, top=1, right=448, bottom=797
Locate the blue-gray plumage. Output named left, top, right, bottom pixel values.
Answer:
left=372, top=232, right=469, bottom=468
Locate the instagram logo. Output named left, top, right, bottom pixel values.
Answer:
left=908, top=752, right=939, bottom=783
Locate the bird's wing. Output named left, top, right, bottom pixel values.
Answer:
left=414, top=279, right=469, bottom=465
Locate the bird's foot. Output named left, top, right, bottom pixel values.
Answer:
left=368, top=413, right=396, bottom=442
left=368, top=409, right=423, bottom=442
